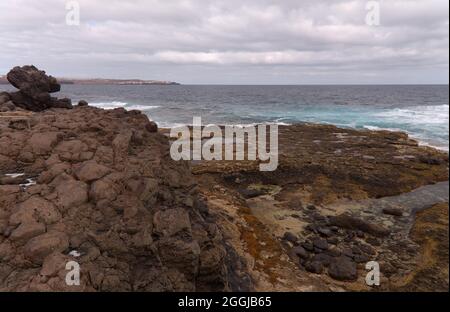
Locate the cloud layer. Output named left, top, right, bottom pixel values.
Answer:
left=0, top=0, right=448, bottom=84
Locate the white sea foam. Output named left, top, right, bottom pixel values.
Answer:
left=363, top=125, right=449, bottom=152
left=89, top=101, right=128, bottom=110
left=374, top=104, right=449, bottom=125
left=126, top=104, right=160, bottom=111
left=89, top=101, right=160, bottom=111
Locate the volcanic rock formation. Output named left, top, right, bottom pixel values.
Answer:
left=1, top=65, right=72, bottom=112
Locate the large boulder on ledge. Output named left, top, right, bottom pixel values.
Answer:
left=5, top=65, right=72, bottom=112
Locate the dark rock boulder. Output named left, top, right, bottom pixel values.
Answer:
left=312, top=237, right=329, bottom=250
left=329, top=214, right=391, bottom=238
left=382, top=208, right=403, bottom=217
left=292, top=246, right=309, bottom=259
left=7, top=65, right=60, bottom=94
left=6, top=65, right=72, bottom=111
left=328, top=257, right=358, bottom=281
left=305, top=261, right=324, bottom=274
left=50, top=97, right=72, bottom=109
left=283, top=232, right=299, bottom=244
left=0, top=92, right=11, bottom=104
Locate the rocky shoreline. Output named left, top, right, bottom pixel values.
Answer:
left=0, top=66, right=448, bottom=292
left=189, top=123, right=448, bottom=291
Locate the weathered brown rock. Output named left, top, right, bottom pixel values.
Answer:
left=9, top=196, right=61, bottom=226
left=28, top=132, right=62, bottom=155
left=153, top=208, right=192, bottom=237
left=74, top=160, right=111, bottom=182
left=0, top=100, right=226, bottom=291
left=24, top=231, right=69, bottom=264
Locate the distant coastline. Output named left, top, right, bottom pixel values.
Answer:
left=0, top=75, right=180, bottom=86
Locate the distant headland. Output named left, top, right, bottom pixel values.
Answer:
left=0, top=75, right=180, bottom=86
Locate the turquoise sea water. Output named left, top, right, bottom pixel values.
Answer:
left=1, top=84, right=448, bottom=151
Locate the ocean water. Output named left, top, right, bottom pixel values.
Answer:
left=1, top=84, right=448, bottom=151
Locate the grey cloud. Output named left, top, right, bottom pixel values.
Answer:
left=0, top=0, right=448, bottom=84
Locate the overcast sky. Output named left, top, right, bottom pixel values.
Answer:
left=0, top=0, right=448, bottom=84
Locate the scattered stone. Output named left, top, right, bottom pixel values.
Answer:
left=145, top=121, right=158, bottom=133
left=328, top=257, right=358, bottom=281
left=318, top=227, right=333, bottom=237
left=239, top=188, right=265, bottom=199
left=358, top=243, right=376, bottom=256
left=78, top=100, right=89, bottom=106
left=305, top=261, right=324, bottom=274
left=282, top=232, right=298, bottom=244
left=382, top=208, right=403, bottom=217
left=292, top=246, right=309, bottom=259
left=312, top=237, right=329, bottom=251
left=301, top=241, right=314, bottom=252
left=354, top=254, right=371, bottom=263
left=311, top=253, right=332, bottom=267
left=366, top=237, right=382, bottom=247
left=327, top=237, right=339, bottom=245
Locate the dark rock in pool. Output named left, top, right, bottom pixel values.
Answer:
left=328, top=257, right=358, bottom=281
left=318, top=227, right=333, bottom=237
left=301, top=241, right=314, bottom=252
left=366, top=237, right=382, bottom=246
left=305, top=224, right=318, bottom=234
left=311, top=253, right=332, bottom=267
left=312, top=237, right=329, bottom=250
left=305, top=261, right=324, bottom=274
left=327, top=237, right=339, bottom=245
left=282, top=232, right=298, bottom=244
left=341, top=248, right=354, bottom=258
left=382, top=207, right=403, bottom=217
left=292, top=246, right=309, bottom=259
left=358, top=243, right=376, bottom=256
left=239, top=188, right=265, bottom=199
left=329, top=214, right=391, bottom=238
left=326, top=248, right=341, bottom=257
left=354, top=254, right=371, bottom=263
